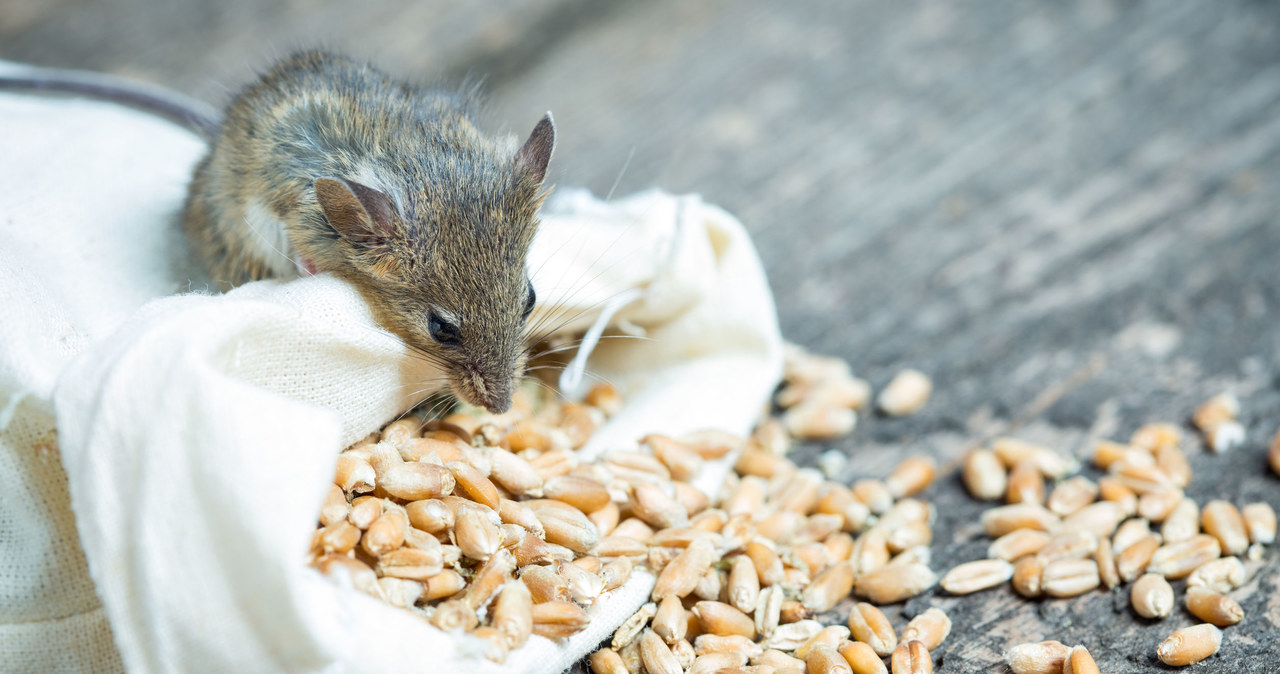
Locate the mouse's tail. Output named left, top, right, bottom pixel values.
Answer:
left=0, top=60, right=220, bottom=140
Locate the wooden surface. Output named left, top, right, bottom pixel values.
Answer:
left=4, top=1, right=1279, bottom=671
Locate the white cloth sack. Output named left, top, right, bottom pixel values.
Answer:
left=0, top=77, right=782, bottom=674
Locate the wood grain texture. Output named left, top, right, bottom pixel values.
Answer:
left=2, top=0, right=1278, bottom=671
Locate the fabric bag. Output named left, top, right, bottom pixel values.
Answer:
left=0, top=67, right=782, bottom=673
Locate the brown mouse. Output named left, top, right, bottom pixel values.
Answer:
left=3, top=51, right=556, bottom=414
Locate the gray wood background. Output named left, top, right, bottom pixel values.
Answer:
left=3, top=1, right=1277, bottom=671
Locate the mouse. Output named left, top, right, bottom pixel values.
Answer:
left=2, top=51, right=555, bottom=414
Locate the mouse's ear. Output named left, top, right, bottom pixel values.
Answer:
left=514, top=112, right=555, bottom=184
left=314, top=177, right=396, bottom=246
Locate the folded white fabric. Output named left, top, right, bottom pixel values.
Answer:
left=0, top=82, right=782, bottom=674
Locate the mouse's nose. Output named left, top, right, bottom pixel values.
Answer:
left=483, top=396, right=512, bottom=415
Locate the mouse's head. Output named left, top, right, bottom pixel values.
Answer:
left=312, top=113, right=555, bottom=414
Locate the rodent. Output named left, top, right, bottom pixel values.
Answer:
left=1, top=51, right=555, bottom=414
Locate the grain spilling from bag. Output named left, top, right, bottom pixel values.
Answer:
left=308, top=344, right=1270, bottom=671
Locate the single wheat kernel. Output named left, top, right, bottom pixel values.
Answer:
left=430, top=597, right=478, bottom=632
left=638, top=629, right=683, bottom=674
left=785, top=403, right=858, bottom=440
left=381, top=461, right=457, bottom=501
left=693, top=567, right=723, bottom=602
left=1041, top=558, right=1100, bottom=597
left=1095, top=537, right=1120, bottom=589
left=540, top=474, right=611, bottom=513
left=1193, top=392, right=1239, bottom=432
left=837, top=640, right=887, bottom=674
left=1242, top=502, right=1277, bottom=545
left=1111, top=518, right=1153, bottom=554
left=1005, top=459, right=1046, bottom=506
left=824, top=531, right=857, bottom=563
left=652, top=595, right=688, bottom=645
left=334, top=452, right=376, bottom=493
left=1130, top=573, right=1174, bottom=618
left=361, top=507, right=408, bottom=556
left=454, top=506, right=503, bottom=561
left=693, top=601, right=756, bottom=639
left=940, top=559, right=1014, bottom=595
left=847, top=602, right=898, bottom=657
left=612, top=602, right=657, bottom=650
left=746, top=539, right=787, bottom=586
left=531, top=501, right=600, bottom=553
left=885, top=456, right=936, bottom=499
left=1091, top=440, right=1136, bottom=470
left=1185, top=587, right=1244, bottom=626
left=1005, top=640, right=1069, bottom=674
left=1202, top=500, right=1250, bottom=556
left=463, top=548, right=514, bottom=611
left=854, top=562, right=936, bottom=605
left=486, top=448, right=543, bottom=496
left=890, top=641, right=932, bottom=674
left=988, top=529, right=1052, bottom=561
left=1060, top=501, right=1126, bottom=539
left=761, top=620, right=825, bottom=651
left=489, top=581, right=532, bottom=650
left=806, top=644, right=855, bottom=674
left=672, top=637, right=697, bottom=671
left=630, top=482, right=690, bottom=530
left=423, top=569, right=466, bottom=600
left=1011, top=555, right=1044, bottom=598
left=991, top=438, right=1075, bottom=478
left=405, top=498, right=452, bottom=533
left=755, top=585, right=785, bottom=637
left=376, top=547, right=443, bottom=581
left=782, top=599, right=813, bottom=624
left=652, top=537, right=717, bottom=600
left=815, top=485, right=872, bottom=533
left=1156, top=623, right=1222, bottom=666
left=1096, top=476, right=1138, bottom=515
left=316, top=520, right=360, bottom=554
left=886, top=521, right=933, bottom=554
left=1035, top=530, right=1098, bottom=563
left=1112, top=461, right=1176, bottom=495
left=1148, top=534, right=1222, bottom=579
left=1161, top=498, right=1200, bottom=544
left=600, top=556, right=632, bottom=592
left=688, top=652, right=749, bottom=674
left=1115, top=533, right=1161, bottom=582
left=643, top=434, right=705, bottom=482
left=313, top=554, right=379, bottom=597
left=1061, top=645, right=1100, bottom=674
left=588, top=648, right=628, bottom=674
left=852, top=479, right=895, bottom=515
left=962, top=448, right=1008, bottom=501
left=877, top=369, right=932, bottom=416
left=1270, top=428, right=1280, bottom=476
left=725, top=556, right=760, bottom=613
left=1046, top=476, right=1098, bottom=517
left=693, top=633, right=763, bottom=658
left=981, top=503, right=1061, bottom=537
left=1187, top=556, right=1246, bottom=593
left=1155, top=444, right=1192, bottom=488
left=794, top=625, right=852, bottom=660
left=753, top=648, right=807, bottom=670
left=900, top=608, right=950, bottom=651
left=1130, top=423, right=1182, bottom=454
left=803, top=562, right=856, bottom=613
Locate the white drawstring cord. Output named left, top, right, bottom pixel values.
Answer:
left=558, top=287, right=643, bottom=400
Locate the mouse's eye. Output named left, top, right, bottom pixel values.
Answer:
left=428, top=313, right=461, bottom=346
left=522, top=283, right=536, bottom=322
